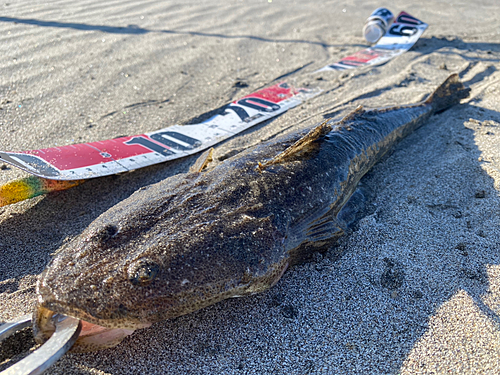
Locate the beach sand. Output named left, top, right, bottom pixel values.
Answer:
left=1, top=0, right=500, bottom=373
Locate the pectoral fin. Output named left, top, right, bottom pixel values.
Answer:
left=336, top=187, right=368, bottom=228
left=286, top=205, right=344, bottom=250
left=189, top=148, right=214, bottom=173
left=305, top=212, right=345, bottom=242
left=285, top=206, right=345, bottom=264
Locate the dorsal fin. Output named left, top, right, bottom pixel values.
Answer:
left=189, top=148, right=214, bottom=173
left=257, top=120, right=332, bottom=171
left=338, top=105, right=365, bottom=124
left=257, top=105, right=365, bottom=171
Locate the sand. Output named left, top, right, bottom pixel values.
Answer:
left=1, top=0, right=500, bottom=374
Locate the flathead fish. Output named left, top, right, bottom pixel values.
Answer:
left=34, top=74, right=469, bottom=351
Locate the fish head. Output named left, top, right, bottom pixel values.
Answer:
left=35, top=171, right=289, bottom=351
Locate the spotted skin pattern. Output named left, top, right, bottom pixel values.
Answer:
left=34, top=75, right=469, bottom=352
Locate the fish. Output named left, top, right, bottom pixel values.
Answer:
left=33, top=74, right=469, bottom=351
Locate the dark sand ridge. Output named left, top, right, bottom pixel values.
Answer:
left=1, top=1, right=500, bottom=373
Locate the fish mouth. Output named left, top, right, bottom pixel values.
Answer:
left=33, top=304, right=150, bottom=352
left=34, top=272, right=152, bottom=351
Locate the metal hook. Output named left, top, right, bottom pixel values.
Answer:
left=0, top=314, right=81, bottom=375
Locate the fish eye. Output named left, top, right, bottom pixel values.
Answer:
left=89, top=224, right=119, bottom=244
left=127, top=259, right=160, bottom=286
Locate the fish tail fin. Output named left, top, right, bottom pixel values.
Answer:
left=425, top=73, right=470, bottom=113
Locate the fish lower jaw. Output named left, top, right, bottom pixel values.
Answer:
left=39, top=299, right=151, bottom=330
left=73, top=320, right=137, bottom=352
left=33, top=304, right=150, bottom=352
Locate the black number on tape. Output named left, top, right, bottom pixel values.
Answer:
left=389, top=25, right=417, bottom=37
left=223, top=104, right=250, bottom=121
left=125, top=137, right=175, bottom=156
left=3, top=153, right=60, bottom=177
left=237, top=98, right=280, bottom=112
left=150, top=131, right=202, bottom=151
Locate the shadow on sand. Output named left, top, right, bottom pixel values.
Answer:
left=0, top=16, right=364, bottom=49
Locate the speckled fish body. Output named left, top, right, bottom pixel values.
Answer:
left=34, top=75, right=469, bottom=351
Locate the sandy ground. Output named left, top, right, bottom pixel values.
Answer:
left=1, top=0, right=500, bottom=374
